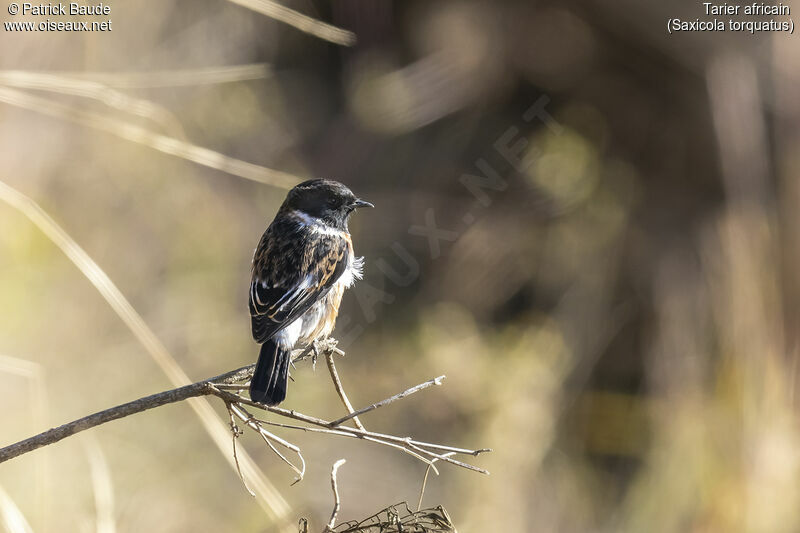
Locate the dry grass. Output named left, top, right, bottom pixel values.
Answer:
left=0, top=179, right=295, bottom=530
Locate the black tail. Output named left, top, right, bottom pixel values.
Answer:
left=249, top=339, right=291, bottom=405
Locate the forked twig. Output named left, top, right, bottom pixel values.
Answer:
left=211, top=386, right=490, bottom=475
left=208, top=342, right=489, bottom=488
left=235, top=416, right=441, bottom=472
left=229, top=403, right=306, bottom=483
left=0, top=341, right=490, bottom=492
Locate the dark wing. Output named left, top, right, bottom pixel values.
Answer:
left=249, top=216, right=350, bottom=343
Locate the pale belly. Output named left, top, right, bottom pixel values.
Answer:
left=272, top=252, right=361, bottom=349
left=297, top=281, right=345, bottom=344
left=273, top=276, right=347, bottom=349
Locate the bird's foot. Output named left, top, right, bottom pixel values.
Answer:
left=323, top=337, right=344, bottom=357
left=311, top=339, right=322, bottom=371
left=319, top=337, right=341, bottom=355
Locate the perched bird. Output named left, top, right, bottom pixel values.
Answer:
left=248, top=179, right=373, bottom=405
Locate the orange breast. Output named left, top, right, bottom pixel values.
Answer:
left=297, top=237, right=353, bottom=345
left=299, top=282, right=344, bottom=344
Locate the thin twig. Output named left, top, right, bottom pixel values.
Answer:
left=324, top=459, right=347, bottom=532
left=417, top=452, right=456, bottom=512
left=210, top=388, right=490, bottom=473
left=249, top=417, right=439, bottom=470
left=212, top=393, right=487, bottom=474
left=406, top=441, right=485, bottom=474
left=229, top=403, right=306, bottom=483
left=226, top=402, right=255, bottom=497
left=328, top=376, right=446, bottom=427
left=325, top=348, right=366, bottom=431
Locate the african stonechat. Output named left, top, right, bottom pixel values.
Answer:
left=248, top=179, right=373, bottom=405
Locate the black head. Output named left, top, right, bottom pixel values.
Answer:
left=282, top=179, right=373, bottom=230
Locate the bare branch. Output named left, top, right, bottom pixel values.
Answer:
left=324, top=459, right=347, bottom=532
left=0, top=365, right=255, bottom=464
left=226, top=402, right=255, bottom=497
left=236, top=417, right=440, bottom=471
left=1, top=349, right=490, bottom=479
left=229, top=403, right=306, bottom=484
left=211, top=389, right=490, bottom=474
left=325, top=346, right=366, bottom=431
left=328, top=376, right=446, bottom=427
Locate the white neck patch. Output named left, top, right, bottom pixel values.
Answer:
left=290, top=209, right=347, bottom=237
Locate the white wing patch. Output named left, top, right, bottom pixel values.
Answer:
left=251, top=273, right=314, bottom=316
left=271, top=273, right=314, bottom=312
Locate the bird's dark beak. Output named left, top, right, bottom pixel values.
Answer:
left=350, top=198, right=374, bottom=209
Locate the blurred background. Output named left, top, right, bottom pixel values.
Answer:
left=1, top=1, right=800, bottom=531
